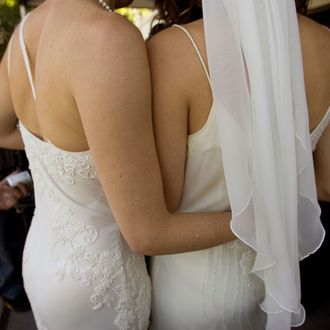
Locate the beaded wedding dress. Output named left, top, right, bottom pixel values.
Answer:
left=150, top=20, right=329, bottom=330
left=15, top=14, right=151, bottom=330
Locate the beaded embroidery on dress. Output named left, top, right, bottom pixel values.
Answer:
left=20, top=121, right=151, bottom=330
left=21, top=122, right=151, bottom=330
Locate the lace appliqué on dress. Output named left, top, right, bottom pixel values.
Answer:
left=51, top=205, right=150, bottom=330
left=114, top=255, right=151, bottom=330
left=21, top=126, right=97, bottom=194
left=46, top=150, right=96, bottom=185
left=21, top=125, right=151, bottom=329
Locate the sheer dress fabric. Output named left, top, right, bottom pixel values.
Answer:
left=203, top=0, right=325, bottom=329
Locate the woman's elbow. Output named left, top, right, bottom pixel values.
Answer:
left=123, top=225, right=164, bottom=256
left=125, top=236, right=159, bottom=256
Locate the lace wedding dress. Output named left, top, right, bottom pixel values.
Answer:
left=21, top=124, right=151, bottom=330
left=16, top=14, right=151, bottom=330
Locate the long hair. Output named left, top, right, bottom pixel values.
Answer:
left=150, top=0, right=310, bottom=36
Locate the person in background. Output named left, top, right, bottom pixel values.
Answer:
left=0, top=3, right=35, bottom=313
left=0, top=149, right=32, bottom=312
left=0, top=172, right=29, bottom=211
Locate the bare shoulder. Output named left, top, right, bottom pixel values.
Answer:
left=298, top=15, right=330, bottom=78
left=147, top=19, right=205, bottom=83
left=298, top=15, right=330, bottom=52
left=66, top=11, right=147, bottom=91
left=298, top=16, right=330, bottom=128
left=182, top=19, right=205, bottom=40
left=147, top=25, right=191, bottom=91
left=147, top=18, right=209, bottom=112
left=298, top=14, right=329, bottom=35
left=147, top=24, right=187, bottom=60
left=147, top=18, right=204, bottom=57
left=72, top=11, right=144, bottom=60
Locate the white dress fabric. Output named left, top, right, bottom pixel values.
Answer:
left=15, top=15, right=151, bottom=330
left=150, top=25, right=266, bottom=330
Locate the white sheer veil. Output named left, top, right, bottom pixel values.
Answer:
left=202, top=0, right=325, bottom=328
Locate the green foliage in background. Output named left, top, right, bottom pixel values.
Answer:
left=116, top=7, right=153, bottom=24
left=116, top=7, right=156, bottom=39
left=0, top=0, right=20, bottom=57
left=0, top=0, right=17, bottom=7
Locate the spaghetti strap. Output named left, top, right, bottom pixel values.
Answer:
left=173, top=24, right=211, bottom=87
left=19, top=13, right=36, bottom=100
left=7, top=36, right=13, bottom=76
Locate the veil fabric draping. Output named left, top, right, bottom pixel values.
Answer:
left=202, top=0, right=325, bottom=328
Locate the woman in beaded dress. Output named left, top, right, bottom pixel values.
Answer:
left=148, top=0, right=329, bottom=329
left=0, top=0, right=237, bottom=329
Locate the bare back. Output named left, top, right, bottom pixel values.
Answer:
left=7, top=0, right=113, bottom=151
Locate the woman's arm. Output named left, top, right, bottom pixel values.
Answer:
left=0, top=34, right=25, bottom=150
left=148, top=25, right=235, bottom=248
left=147, top=28, right=190, bottom=212
left=71, top=14, right=234, bottom=256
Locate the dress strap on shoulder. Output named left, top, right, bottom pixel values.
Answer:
left=19, top=12, right=36, bottom=100
left=311, top=106, right=330, bottom=151
left=7, top=36, right=14, bottom=76
left=172, top=24, right=211, bottom=87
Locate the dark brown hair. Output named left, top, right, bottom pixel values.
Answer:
left=150, top=0, right=202, bottom=37
left=150, top=0, right=310, bottom=37
left=295, top=0, right=310, bottom=15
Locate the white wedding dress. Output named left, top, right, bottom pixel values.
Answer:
left=150, top=24, right=330, bottom=330
left=150, top=25, right=266, bottom=330
left=14, top=15, right=151, bottom=330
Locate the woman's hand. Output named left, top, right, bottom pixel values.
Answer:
left=0, top=176, right=29, bottom=210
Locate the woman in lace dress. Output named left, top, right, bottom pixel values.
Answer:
left=148, top=0, right=329, bottom=329
left=0, top=0, right=239, bottom=329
